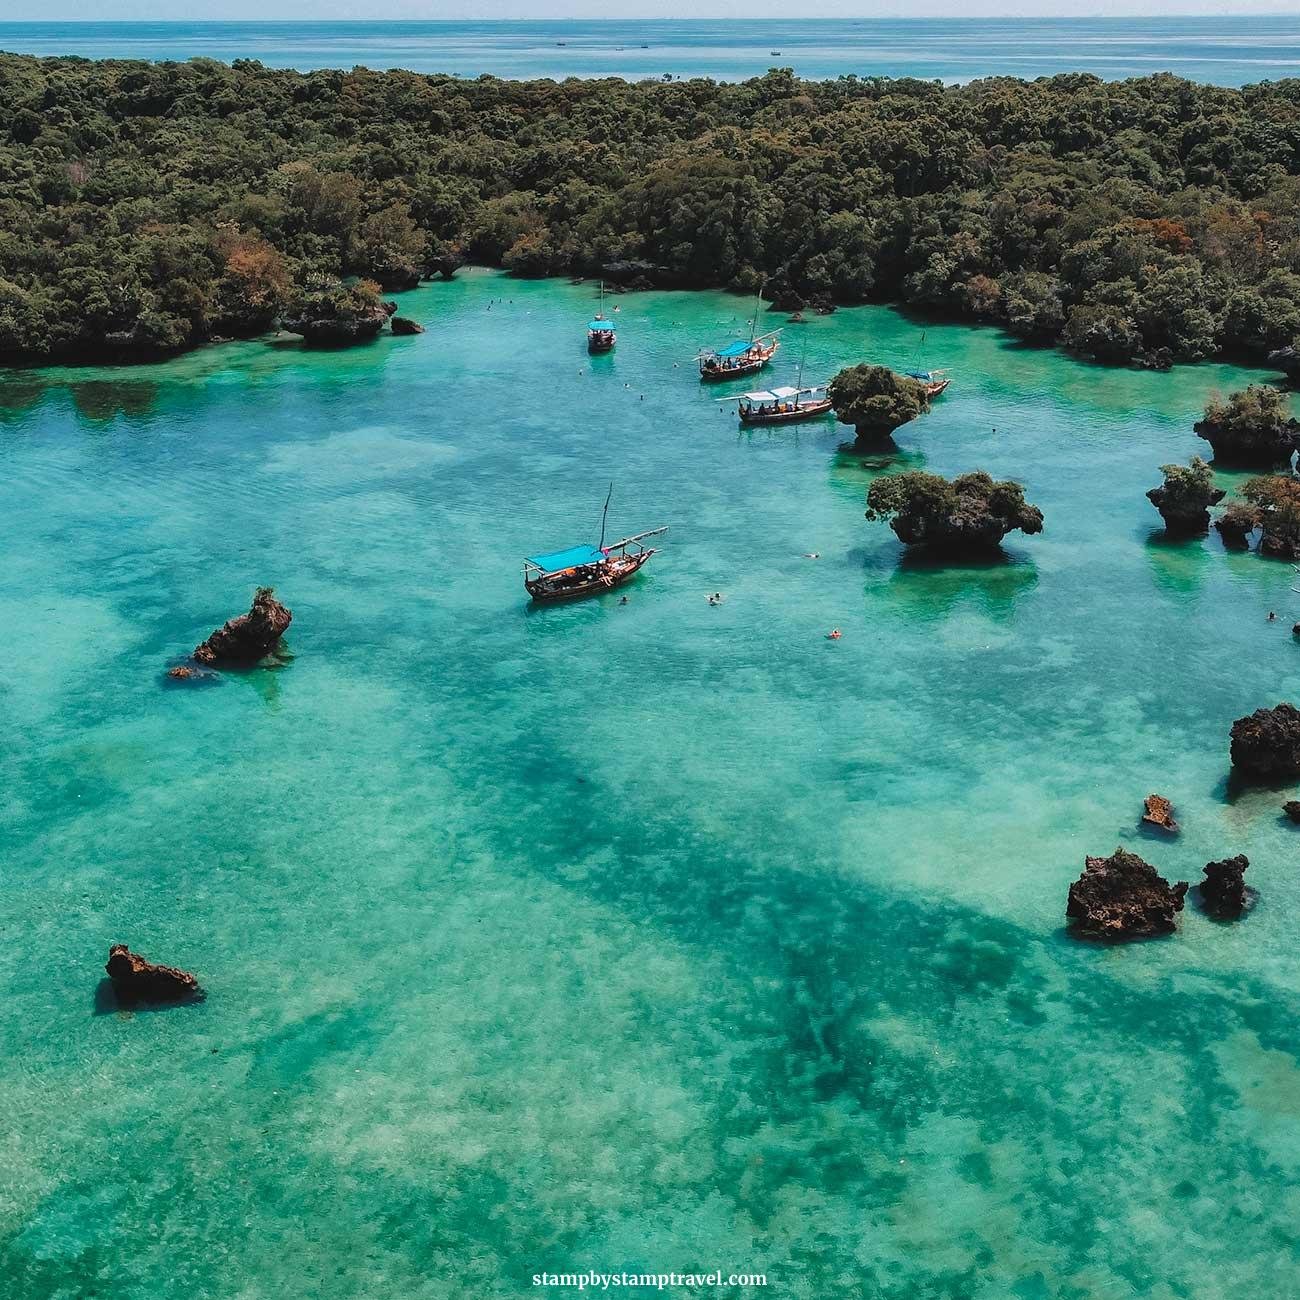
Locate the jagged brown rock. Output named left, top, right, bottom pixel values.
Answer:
left=106, top=944, right=202, bottom=1006
left=1142, top=794, right=1179, bottom=833
left=194, top=587, right=292, bottom=666
left=1229, top=703, right=1300, bottom=781
left=1283, top=801, right=1300, bottom=824
left=390, top=316, right=424, bottom=335
left=1066, top=847, right=1188, bottom=939
left=1198, top=855, right=1250, bottom=918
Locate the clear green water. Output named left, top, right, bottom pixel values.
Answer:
left=2, top=270, right=1299, bottom=1299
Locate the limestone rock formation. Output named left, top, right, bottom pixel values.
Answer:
left=194, top=587, right=292, bottom=666
left=1194, top=385, right=1299, bottom=468
left=865, top=469, right=1044, bottom=553
left=282, top=279, right=396, bottom=345
left=1229, top=703, right=1300, bottom=780
left=1145, top=458, right=1224, bottom=534
left=106, top=944, right=202, bottom=1005
left=1142, top=794, right=1179, bottom=833
left=1066, top=847, right=1188, bottom=939
left=390, top=316, right=424, bottom=336
left=1198, top=855, right=1250, bottom=918
left=1268, top=344, right=1300, bottom=386
left=1214, top=501, right=1258, bottom=549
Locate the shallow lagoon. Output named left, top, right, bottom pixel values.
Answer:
left=1, top=270, right=1299, bottom=1298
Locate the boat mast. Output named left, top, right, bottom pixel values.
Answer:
left=598, top=482, right=614, bottom=552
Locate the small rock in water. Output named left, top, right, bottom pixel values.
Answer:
left=1283, top=801, right=1300, bottom=824
left=390, top=316, right=424, bottom=336
left=106, top=944, right=203, bottom=1006
left=1141, top=794, right=1179, bottom=833
left=194, top=587, right=292, bottom=667
left=1197, top=855, right=1251, bottom=918
left=1066, top=847, right=1188, bottom=940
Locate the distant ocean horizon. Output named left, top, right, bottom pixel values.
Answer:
left=2, top=17, right=1300, bottom=85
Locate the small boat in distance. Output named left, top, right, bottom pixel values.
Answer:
left=907, top=369, right=951, bottom=399
left=729, top=385, right=833, bottom=425
left=587, top=282, right=616, bottom=352
left=524, top=488, right=666, bottom=604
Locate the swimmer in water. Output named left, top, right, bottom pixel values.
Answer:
left=803, top=552, right=820, bottom=559
left=1268, top=611, right=1277, bottom=621
left=827, top=629, right=841, bottom=640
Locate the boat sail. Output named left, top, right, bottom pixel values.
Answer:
left=524, top=488, right=666, bottom=604
left=587, top=282, right=616, bottom=352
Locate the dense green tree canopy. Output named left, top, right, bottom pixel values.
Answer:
left=3, top=55, right=1300, bottom=365
left=828, top=364, right=930, bottom=438
left=865, top=470, right=1044, bottom=552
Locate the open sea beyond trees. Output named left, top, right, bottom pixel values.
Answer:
left=3, top=18, right=1300, bottom=85
left=2, top=270, right=1300, bottom=1296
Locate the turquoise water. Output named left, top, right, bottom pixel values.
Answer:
left=4, top=18, right=1300, bottom=85
left=2, top=270, right=1300, bottom=1297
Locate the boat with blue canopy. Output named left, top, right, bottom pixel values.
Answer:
left=587, top=282, right=616, bottom=352
left=906, top=369, right=951, bottom=399
left=524, top=488, right=666, bottom=604
left=696, top=330, right=780, bottom=381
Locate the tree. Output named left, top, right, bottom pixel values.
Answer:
left=828, top=364, right=930, bottom=441
left=1240, top=475, right=1300, bottom=559
left=213, top=229, right=290, bottom=334
left=1195, top=386, right=1300, bottom=468
left=865, top=469, right=1044, bottom=553
left=350, top=201, right=427, bottom=290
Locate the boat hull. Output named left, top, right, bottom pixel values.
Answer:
left=739, top=399, right=833, bottom=425
left=526, top=550, right=653, bottom=604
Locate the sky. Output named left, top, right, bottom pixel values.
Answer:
left=2, top=2, right=1297, bottom=18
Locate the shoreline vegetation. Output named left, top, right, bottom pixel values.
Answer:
left=1, top=55, right=1300, bottom=371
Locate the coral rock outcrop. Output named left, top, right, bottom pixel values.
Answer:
left=194, top=587, right=292, bottom=666
left=1066, top=847, right=1188, bottom=939
left=1198, top=855, right=1250, bottom=918
left=1229, top=703, right=1300, bottom=780
left=106, top=944, right=202, bottom=1005
left=1141, top=794, right=1179, bottom=832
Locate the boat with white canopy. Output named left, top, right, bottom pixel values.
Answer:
left=724, top=383, right=833, bottom=426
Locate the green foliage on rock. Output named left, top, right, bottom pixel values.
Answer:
left=1240, top=475, right=1300, bottom=558
left=1146, top=456, right=1225, bottom=533
left=4, top=56, right=1300, bottom=364
left=828, top=364, right=930, bottom=438
left=1195, top=386, right=1300, bottom=467
left=865, top=470, right=1044, bottom=552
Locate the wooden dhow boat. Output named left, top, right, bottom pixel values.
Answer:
left=725, top=384, right=833, bottom=425
left=908, top=369, right=951, bottom=400
left=524, top=531, right=667, bottom=603
left=524, top=489, right=666, bottom=604
left=697, top=332, right=781, bottom=381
